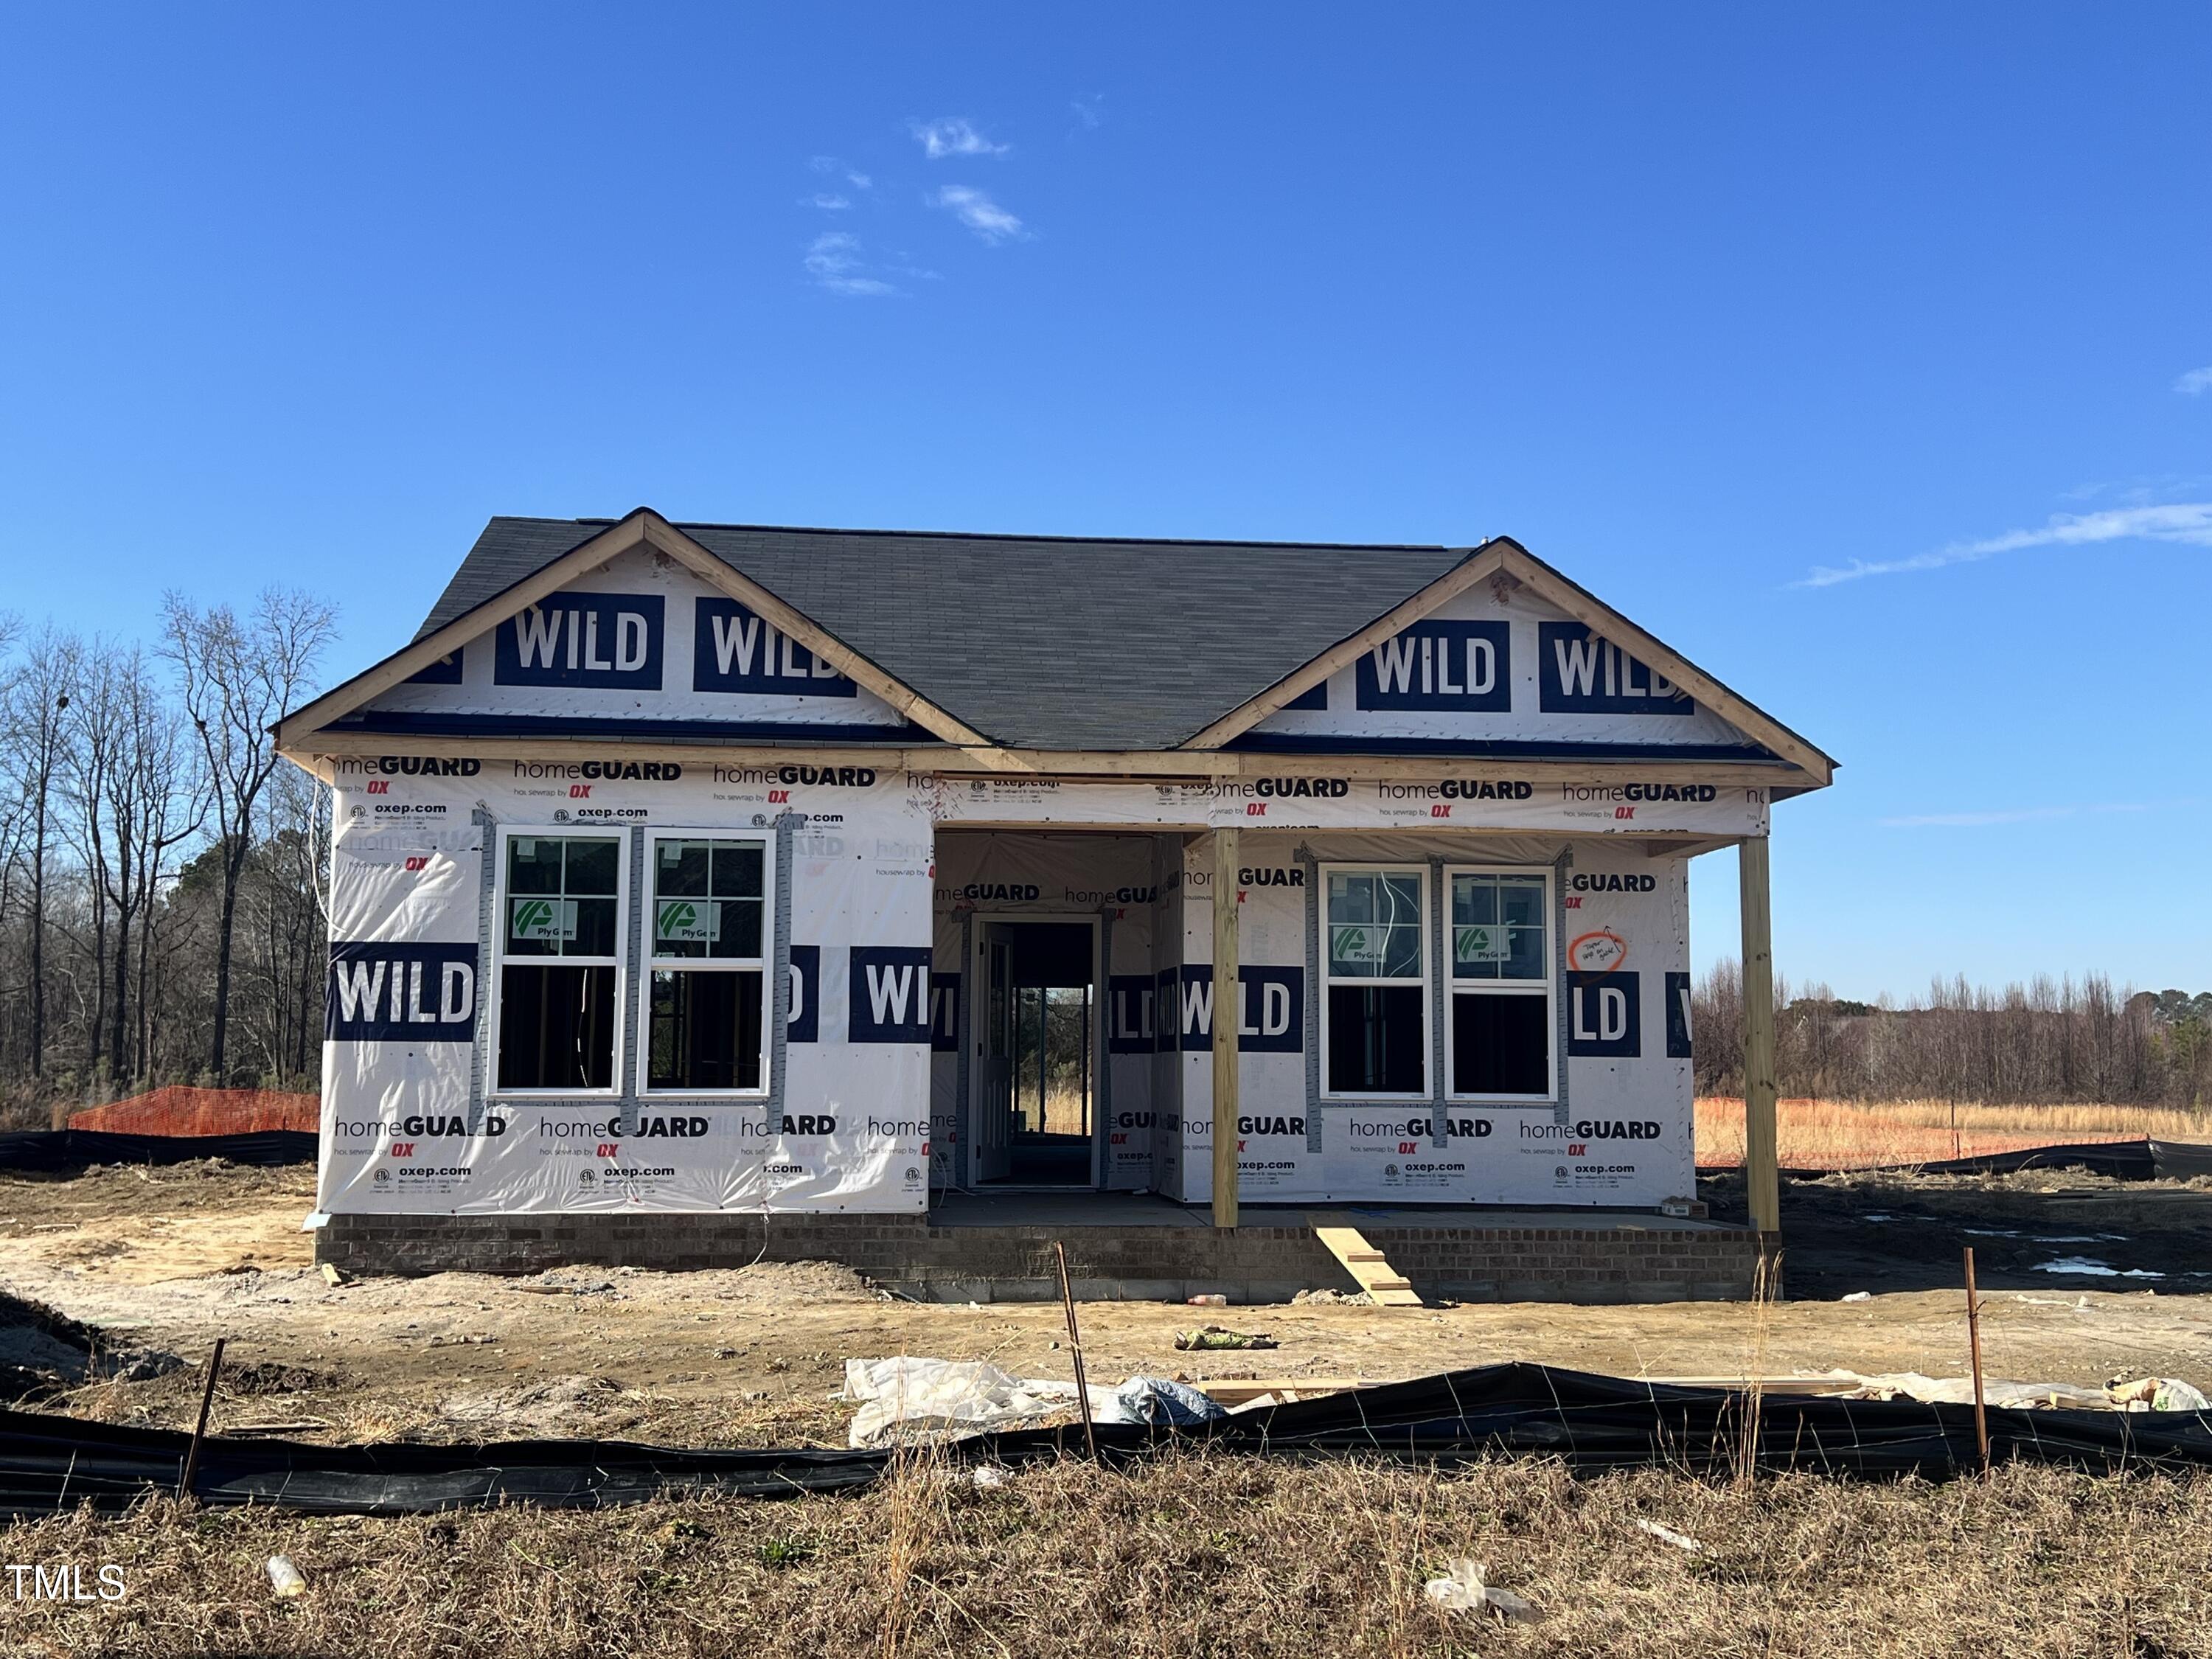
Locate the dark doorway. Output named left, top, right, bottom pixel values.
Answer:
left=974, top=920, right=1097, bottom=1187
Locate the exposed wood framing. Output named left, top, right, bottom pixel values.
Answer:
left=287, top=727, right=1814, bottom=793
left=276, top=509, right=995, bottom=756
left=1179, top=538, right=1834, bottom=790
left=1492, top=545, right=1832, bottom=785
left=1739, top=835, right=1780, bottom=1235
left=276, top=514, right=655, bottom=749
left=1211, top=824, right=1240, bottom=1231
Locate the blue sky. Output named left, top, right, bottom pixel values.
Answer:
left=2, top=6, right=2207, bottom=999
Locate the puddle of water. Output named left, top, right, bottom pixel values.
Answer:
left=2031, top=1256, right=2163, bottom=1279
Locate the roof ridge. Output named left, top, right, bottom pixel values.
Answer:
left=518, top=515, right=1467, bottom=555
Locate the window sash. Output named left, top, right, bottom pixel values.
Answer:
left=647, top=835, right=769, bottom=969
left=639, top=830, right=776, bottom=1096
left=1449, top=872, right=1548, bottom=982
left=492, top=829, right=630, bottom=1096
left=1319, top=863, right=1429, bottom=1099
left=1443, top=864, right=1557, bottom=1102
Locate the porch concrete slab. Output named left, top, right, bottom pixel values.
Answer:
left=928, top=1192, right=1736, bottom=1235
left=929, top=1192, right=1210, bottom=1228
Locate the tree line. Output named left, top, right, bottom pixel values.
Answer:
left=1691, top=963, right=2212, bottom=1109
left=0, top=591, right=338, bottom=1121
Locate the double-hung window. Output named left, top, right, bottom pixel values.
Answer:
left=1447, top=867, right=1554, bottom=1099
left=643, top=833, right=770, bottom=1095
left=495, top=831, right=625, bottom=1093
left=1321, top=865, right=1427, bottom=1096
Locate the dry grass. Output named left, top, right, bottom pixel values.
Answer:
left=1697, top=1096, right=2211, bottom=1170
left=5, top=1454, right=2211, bottom=1657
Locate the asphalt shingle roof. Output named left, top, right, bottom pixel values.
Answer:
left=414, top=517, right=1478, bottom=751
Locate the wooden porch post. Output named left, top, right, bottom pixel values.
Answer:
left=1211, top=825, right=1240, bottom=1229
left=1739, top=835, right=1780, bottom=1236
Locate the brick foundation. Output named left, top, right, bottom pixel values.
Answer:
left=317, top=1213, right=1768, bottom=1303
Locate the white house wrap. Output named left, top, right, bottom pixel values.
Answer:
left=281, top=512, right=1833, bottom=1231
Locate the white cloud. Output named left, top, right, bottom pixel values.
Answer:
left=804, top=232, right=895, bottom=297
left=911, top=117, right=1007, bottom=159
left=810, top=156, right=872, bottom=189
left=807, top=193, right=851, bottom=211
left=930, top=185, right=1026, bottom=244
left=1070, top=97, right=1102, bottom=130
left=1797, top=502, right=2212, bottom=588
left=2175, top=365, right=2212, bottom=395
left=1881, top=803, right=2149, bottom=828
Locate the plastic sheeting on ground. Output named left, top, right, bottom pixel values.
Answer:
left=0, top=1129, right=319, bottom=1175
left=4, top=1362, right=2211, bottom=1518
left=2152, top=1138, right=2212, bottom=1180
left=842, top=1358, right=1112, bottom=1447
left=841, top=1358, right=1224, bottom=1446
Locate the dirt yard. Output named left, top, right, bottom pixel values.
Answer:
left=6, top=1159, right=2212, bottom=1657
left=4, top=1158, right=2210, bottom=1450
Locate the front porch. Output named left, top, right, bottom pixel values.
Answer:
left=317, top=1194, right=1764, bottom=1303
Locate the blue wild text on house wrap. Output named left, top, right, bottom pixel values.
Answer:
left=494, top=594, right=665, bottom=689
left=1108, top=974, right=1157, bottom=1054
left=1355, top=620, right=1512, bottom=712
left=1665, top=970, right=1694, bottom=1059
left=1177, top=964, right=1305, bottom=1053
left=693, top=597, right=858, bottom=697
left=327, top=942, right=479, bottom=1041
left=1569, top=970, right=1642, bottom=1057
left=849, top=946, right=933, bottom=1042
left=929, top=971, right=961, bottom=1052
left=1538, top=622, right=1693, bottom=716
left=786, top=945, right=819, bottom=1043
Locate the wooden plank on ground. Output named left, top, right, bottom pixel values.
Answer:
left=1191, top=1377, right=1374, bottom=1405
left=1310, top=1219, right=1425, bottom=1307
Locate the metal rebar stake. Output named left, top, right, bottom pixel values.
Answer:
left=178, top=1336, right=228, bottom=1501
left=1054, top=1242, right=1098, bottom=1458
left=1964, top=1248, right=1990, bottom=1476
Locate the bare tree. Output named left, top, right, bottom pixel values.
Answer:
left=125, top=665, right=204, bottom=1082
left=161, top=588, right=336, bottom=1080
left=60, top=641, right=122, bottom=1077
left=76, top=644, right=204, bottom=1084
left=1, top=628, right=80, bottom=1079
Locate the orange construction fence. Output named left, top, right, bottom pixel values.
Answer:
left=69, top=1085, right=320, bottom=1137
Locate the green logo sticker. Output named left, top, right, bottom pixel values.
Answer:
left=509, top=897, right=577, bottom=943
left=1330, top=924, right=1385, bottom=964
left=655, top=899, right=717, bottom=945
left=1455, top=924, right=1510, bottom=963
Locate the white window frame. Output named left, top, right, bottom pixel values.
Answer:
left=1442, top=863, right=1557, bottom=1105
left=488, top=824, right=631, bottom=1100
left=1317, top=860, right=1430, bottom=1102
left=636, top=828, right=776, bottom=1099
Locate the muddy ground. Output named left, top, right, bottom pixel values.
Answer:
left=2, top=1158, right=2208, bottom=1448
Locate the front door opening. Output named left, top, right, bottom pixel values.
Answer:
left=974, top=919, right=1096, bottom=1187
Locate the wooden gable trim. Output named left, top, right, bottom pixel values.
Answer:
left=276, top=512, right=654, bottom=750
left=631, top=513, right=993, bottom=748
left=276, top=509, right=995, bottom=753
left=1179, top=535, right=1834, bottom=788
left=288, top=726, right=1818, bottom=791
left=1489, top=542, right=1834, bottom=785
left=1178, top=544, right=1509, bottom=751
